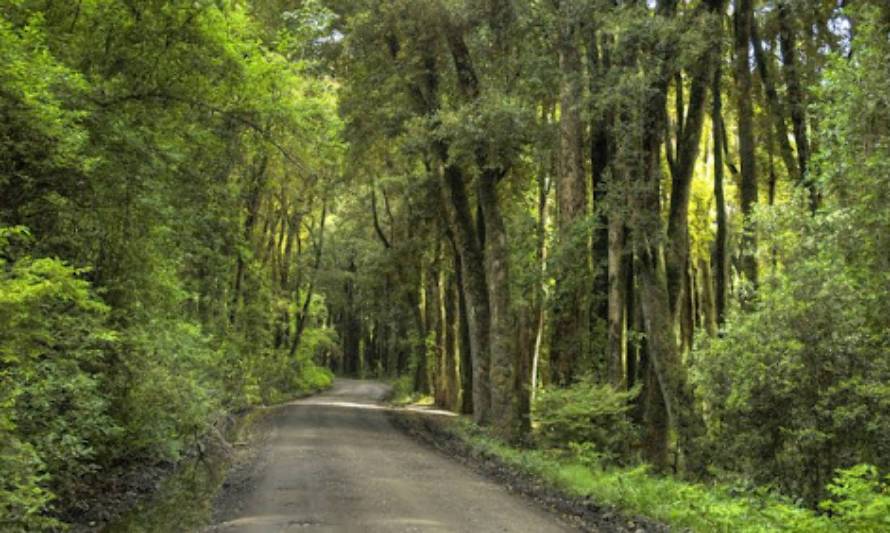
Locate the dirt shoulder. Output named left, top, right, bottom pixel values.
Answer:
left=208, top=403, right=287, bottom=527
left=387, top=407, right=670, bottom=533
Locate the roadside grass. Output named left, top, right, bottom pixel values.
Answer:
left=448, top=420, right=842, bottom=533
left=388, top=375, right=434, bottom=406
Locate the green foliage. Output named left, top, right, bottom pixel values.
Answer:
left=258, top=328, right=336, bottom=405
left=533, top=379, right=640, bottom=463
left=692, top=7, right=890, bottom=505
left=0, top=230, right=116, bottom=529
left=820, top=464, right=890, bottom=532
left=0, top=434, right=58, bottom=532
left=450, top=419, right=838, bottom=533
left=1, top=0, right=887, bottom=529
left=114, top=320, right=220, bottom=460
left=692, top=219, right=890, bottom=502
left=390, top=375, right=419, bottom=406
left=0, top=0, right=340, bottom=526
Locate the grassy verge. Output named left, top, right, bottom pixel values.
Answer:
left=438, top=418, right=841, bottom=533
left=388, top=375, right=434, bottom=406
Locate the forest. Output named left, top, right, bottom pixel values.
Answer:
left=1, top=0, right=889, bottom=531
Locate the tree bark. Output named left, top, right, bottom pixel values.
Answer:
left=440, top=160, right=491, bottom=424
left=440, top=10, right=522, bottom=437
left=713, top=68, right=728, bottom=326
left=454, top=249, right=474, bottom=415
left=550, top=13, right=588, bottom=386
left=443, top=268, right=459, bottom=410
left=665, top=0, right=724, bottom=327
left=625, top=253, right=638, bottom=391
left=751, top=24, right=800, bottom=190
left=589, top=30, right=611, bottom=333
left=631, top=1, right=704, bottom=469
left=777, top=0, right=817, bottom=211
left=478, top=171, right=519, bottom=440
left=608, top=213, right=627, bottom=388
left=532, top=135, right=551, bottom=400
left=665, top=41, right=714, bottom=321
left=734, top=0, right=759, bottom=290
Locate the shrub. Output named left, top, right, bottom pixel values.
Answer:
left=533, top=379, right=640, bottom=463
left=692, top=209, right=890, bottom=504
left=0, top=419, right=60, bottom=531
left=820, top=464, right=890, bottom=532
left=113, top=319, right=220, bottom=461
left=1, top=228, right=117, bottom=528
left=390, top=375, right=416, bottom=405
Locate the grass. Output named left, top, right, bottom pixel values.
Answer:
left=388, top=375, right=434, bottom=406
left=447, top=420, right=841, bottom=533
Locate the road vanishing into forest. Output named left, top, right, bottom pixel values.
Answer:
left=210, top=379, right=572, bottom=532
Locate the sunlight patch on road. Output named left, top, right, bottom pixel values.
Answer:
left=292, top=398, right=457, bottom=417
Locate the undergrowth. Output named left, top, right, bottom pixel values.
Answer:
left=448, top=419, right=889, bottom=532
left=389, top=376, right=434, bottom=406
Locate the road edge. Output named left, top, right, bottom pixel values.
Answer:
left=386, top=407, right=671, bottom=533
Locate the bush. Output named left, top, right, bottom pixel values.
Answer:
left=113, top=319, right=220, bottom=461
left=1, top=228, right=117, bottom=529
left=692, top=206, right=890, bottom=504
left=390, top=375, right=416, bottom=405
left=533, top=379, right=640, bottom=463
left=256, top=327, right=335, bottom=404
left=0, top=423, right=60, bottom=531
left=820, top=464, right=890, bottom=532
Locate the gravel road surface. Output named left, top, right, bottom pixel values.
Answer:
left=211, top=379, right=572, bottom=532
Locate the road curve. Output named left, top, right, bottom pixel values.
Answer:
left=212, top=379, right=572, bottom=532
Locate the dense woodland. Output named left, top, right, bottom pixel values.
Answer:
left=1, top=0, right=889, bottom=530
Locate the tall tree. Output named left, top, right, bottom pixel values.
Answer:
left=734, top=0, right=759, bottom=290
left=550, top=1, right=589, bottom=386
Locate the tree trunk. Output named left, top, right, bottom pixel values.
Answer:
left=516, top=307, right=533, bottom=438
left=665, top=0, right=723, bottom=326
left=432, top=247, right=448, bottom=406
left=290, top=202, right=327, bottom=357
left=632, top=16, right=704, bottom=469
left=413, top=258, right=430, bottom=394
left=734, top=0, right=759, bottom=290
left=531, top=148, right=550, bottom=401
left=440, top=160, right=491, bottom=424
left=698, top=257, right=717, bottom=335
left=443, top=269, right=459, bottom=410
left=478, top=171, right=519, bottom=440
left=588, top=28, right=611, bottom=341
left=551, top=15, right=589, bottom=386
left=777, top=0, right=817, bottom=211
left=751, top=24, right=800, bottom=189
left=455, top=250, right=474, bottom=414
left=665, top=59, right=712, bottom=321
left=230, top=154, right=269, bottom=324
left=608, top=214, right=627, bottom=388
left=341, top=258, right=361, bottom=376
left=625, top=253, right=638, bottom=391
left=642, top=360, right=669, bottom=469
left=713, top=69, right=729, bottom=326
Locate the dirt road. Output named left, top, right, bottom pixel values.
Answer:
left=211, top=379, right=572, bottom=532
